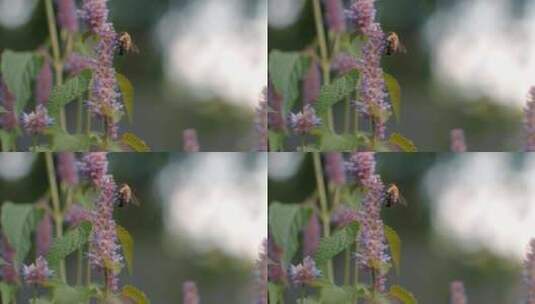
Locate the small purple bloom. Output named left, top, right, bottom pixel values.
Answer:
left=302, top=61, right=321, bottom=106
left=22, top=256, right=53, bottom=285
left=525, top=239, right=535, bottom=304
left=64, top=204, right=90, bottom=227
left=451, top=129, right=467, bottom=152
left=256, top=88, right=268, bottom=152
left=183, top=281, right=200, bottom=304
left=303, top=213, right=320, bottom=257
left=331, top=53, right=361, bottom=75
left=332, top=205, right=359, bottom=227
left=79, top=152, right=109, bottom=186
left=325, top=152, right=346, bottom=186
left=35, top=59, right=52, bottom=105
left=289, top=256, right=321, bottom=286
left=325, top=0, right=346, bottom=33
left=183, top=129, right=200, bottom=152
left=58, top=152, right=79, bottom=186
left=22, top=105, right=53, bottom=135
left=450, top=281, right=467, bottom=304
left=289, top=105, right=321, bottom=135
left=0, top=75, right=18, bottom=131
left=268, top=79, right=286, bottom=131
left=36, top=213, right=53, bottom=257
left=57, top=0, right=79, bottom=32
left=65, top=53, right=97, bottom=75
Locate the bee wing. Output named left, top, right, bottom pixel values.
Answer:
left=398, top=193, right=408, bottom=206
left=130, top=192, right=141, bottom=206
left=132, top=43, right=140, bottom=54
left=398, top=41, right=407, bottom=54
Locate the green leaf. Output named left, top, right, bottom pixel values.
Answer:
left=1, top=202, right=40, bottom=266
left=121, top=132, right=150, bottom=152
left=297, top=298, right=320, bottom=304
left=268, top=50, right=309, bottom=114
left=384, top=225, right=401, bottom=275
left=314, top=223, right=359, bottom=266
left=47, top=70, right=92, bottom=121
left=320, top=286, right=354, bottom=304
left=314, top=71, right=359, bottom=115
left=46, top=222, right=92, bottom=272
left=389, top=133, right=417, bottom=152
left=116, top=73, right=134, bottom=124
left=116, top=225, right=134, bottom=275
left=0, top=130, right=15, bottom=152
left=319, top=132, right=368, bottom=151
left=31, top=299, right=53, bottom=304
left=122, top=285, right=150, bottom=304
left=53, top=284, right=95, bottom=304
left=389, top=285, right=417, bottom=304
left=268, top=131, right=285, bottom=152
left=268, top=202, right=311, bottom=267
left=384, top=73, right=401, bottom=122
left=51, top=131, right=92, bottom=151
left=268, top=283, right=283, bottom=304
left=0, top=282, right=14, bottom=304
left=1, top=50, right=41, bottom=114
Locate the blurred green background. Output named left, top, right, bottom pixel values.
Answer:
left=0, top=152, right=267, bottom=303
left=269, top=153, right=535, bottom=303
left=0, top=0, right=266, bottom=151
left=268, top=0, right=535, bottom=151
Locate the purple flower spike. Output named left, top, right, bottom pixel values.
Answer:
left=289, top=105, right=321, bottom=135
left=450, top=281, right=467, bottom=304
left=35, top=59, right=52, bottom=105
left=325, top=152, right=346, bottom=186
left=525, top=239, right=535, bottom=304
left=22, top=105, right=53, bottom=135
left=450, top=129, right=467, bottom=152
left=256, top=88, right=268, bottom=152
left=331, top=53, right=361, bottom=75
left=289, top=256, right=321, bottom=286
left=332, top=205, right=360, bottom=228
left=303, top=213, right=321, bottom=257
left=183, top=129, right=200, bottom=152
left=302, top=61, right=321, bottom=106
left=58, top=152, right=79, bottom=186
left=65, top=53, right=97, bottom=75
left=79, top=152, right=109, bottom=186
left=64, top=204, right=90, bottom=227
left=183, top=281, right=200, bottom=304
left=22, top=256, right=53, bottom=286
left=0, top=76, right=18, bottom=131
left=36, top=213, right=53, bottom=257
left=325, top=0, right=346, bottom=33
left=57, top=0, right=79, bottom=32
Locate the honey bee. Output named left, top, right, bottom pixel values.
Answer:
left=117, top=32, right=139, bottom=56
left=384, top=184, right=407, bottom=208
left=116, top=184, right=140, bottom=208
left=385, top=32, right=406, bottom=56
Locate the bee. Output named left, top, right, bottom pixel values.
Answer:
left=116, top=184, right=140, bottom=208
left=383, top=184, right=407, bottom=208
left=117, top=32, right=139, bottom=56
left=385, top=32, right=406, bottom=56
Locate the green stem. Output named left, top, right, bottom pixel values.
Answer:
left=45, top=153, right=66, bottom=282
left=312, top=152, right=333, bottom=282
left=344, top=97, right=351, bottom=134
left=354, top=241, right=359, bottom=304
left=85, top=107, right=92, bottom=136
left=76, top=248, right=83, bottom=286
left=312, top=0, right=334, bottom=131
left=85, top=244, right=92, bottom=287
left=344, top=248, right=351, bottom=286
left=76, top=98, right=84, bottom=135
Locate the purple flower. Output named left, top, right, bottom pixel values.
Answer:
left=325, top=0, right=346, bottom=33
left=64, top=53, right=97, bottom=75
left=303, top=61, right=321, bottom=106
left=289, top=105, right=321, bottom=135
left=525, top=239, right=535, bottom=304
left=325, top=152, right=346, bottom=186
left=64, top=204, right=90, bottom=227
left=347, top=152, right=376, bottom=185
left=183, top=129, right=200, bottom=152
left=451, top=129, right=467, bottom=152
left=22, top=105, right=53, bottom=135
left=525, top=87, right=535, bottom=151
left=22, top=256, right=53, bottom=285
left=289, top=256, right=321, bottom=286
left=256, top=88, right=268, bottom=152
left=1, top=234, right=18, bottom=283
left=81, top=0, right=110, bottom=34
left=331, top=53, right=361, bottom=75
left=303, top=213, right=320, bottom=257
left=36, top=213, right=53, bottom=257
left=268, top=79, right=286, bottom=131
left=58, top=152, right=79, bottom=186
left=183, top=281, right=200, bottom=304
left=450, top=281, right=467, bottom=304
left=0, top=76, right=18, bottom=131
left=57, top=0, right=79, bottom=32
left=332, top=205, right=359, bottom=227
left=255, top=240, right=268, bottom=304
left=35, top=59, right=52, bottom=105
left=79, top=152, right=109, bottom=186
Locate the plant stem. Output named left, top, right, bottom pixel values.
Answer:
left=85, top=108, right=92, bottom=135
left=45, top=152, right=66, bottom=282
left=76, top=248, right=83, bottom=286
left=312, top=0, right=334, bottom=131
left=312, top=152, right=334, bottom=282
left=86, top=244, right=92, bottom=287
left=344, top=97, right=351, bottom=134
left=343, top=248, right=351, bottom=286
left=76, top=98, right=84, bottom=134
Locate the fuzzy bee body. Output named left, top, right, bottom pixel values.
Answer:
left=116, top=184, right=140, bottom=208
left=384, top=184, right=407, bottom=208
left=385, top=32, right=406, bottom=56
left=117, top=32, right=139, bottom=56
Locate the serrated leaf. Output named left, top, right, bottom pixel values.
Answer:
left=47, top=70, right=92, bottom=120
left=46, top=222, right=92, bottom=272
left=384, top=225, right=401, bottom=275
left=268, top=282, right=282, bottom=304
left=0, top=282, right=14, bottom=304
left=122, top=285, right=150, bottom=304
left=389, top=133, right=417, bottom=152
left=116, top=225, right=134, bottom=275
left=268, top=50, right=309, bottom=114
left=269, top=202, right=311, bottom=267
left=384, top=73, right=401, bottom=122
left=1, top=50, right=41, bottom=114
left=51, top=131, right=92, bottom=151
left=121, top=133, right=150, bottom=152
left=116, top=73, right=134, bottom=124
left=1, top=202, right=40, bottom=266
left=389, top=285, right=417, bottom=304
left=314, top=223, right=359, bottom=265
left=53, top=284, right=95, bottom=304
left=315, top=71, right=359, bottom=115
left=319, top=132, right=367, bottom=151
